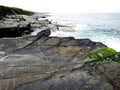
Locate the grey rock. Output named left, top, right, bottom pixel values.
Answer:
left=37, top=28, right=51, bottom=37
left=0, top=36, right=119, bottom=90
left=0, top=14, right=119, bottom=90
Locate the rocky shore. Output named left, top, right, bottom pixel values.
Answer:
left=0, top=11, right=120, bottom=90
left=0, top=13, right=57, bottom=37
left=0, top=36, right=120, bottom=90
left=0, top=12, right=75, bottom=38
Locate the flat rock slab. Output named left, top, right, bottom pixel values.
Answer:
left=0, top=36, right=119, bottom=90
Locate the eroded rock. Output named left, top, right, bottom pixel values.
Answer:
left=0, top=36, right=119, bottom=90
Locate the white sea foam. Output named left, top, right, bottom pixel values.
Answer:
left=92, top=35, right=120, bottom=52
left=31, top=29, right=41, bottom=35
left=50, top=31, right=74, bottom=37
left=106, top=39, right=120, bottom=52
left=73, top=23, right=89, bottom=31
left=47, top=13, right=120, bottom=51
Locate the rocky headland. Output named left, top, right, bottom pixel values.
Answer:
left=0, top=5, right=120, bottom=90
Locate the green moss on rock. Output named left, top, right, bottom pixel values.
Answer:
left=83, top=47, right=120, bottom=64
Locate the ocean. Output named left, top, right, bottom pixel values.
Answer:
left=47, top=13, right=120, bottom=51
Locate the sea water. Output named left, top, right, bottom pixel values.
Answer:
left=48, top=13, right=120, bottom=51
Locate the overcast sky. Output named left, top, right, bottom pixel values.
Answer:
left=0, top=0, right=120, bottom=13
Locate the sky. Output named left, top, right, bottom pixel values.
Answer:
left=0, top=0, right=120, bottom=14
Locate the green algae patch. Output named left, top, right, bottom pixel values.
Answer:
left=83, top=47, right=120, bottom=64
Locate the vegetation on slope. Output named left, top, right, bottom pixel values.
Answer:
left=83, top=47, right=120, bottom=64
left=0, top=5, right=33, bottom=17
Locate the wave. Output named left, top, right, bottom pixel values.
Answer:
left=73, top=23, right=89, bottom=31
left=47, top=13, right=120, bottom=51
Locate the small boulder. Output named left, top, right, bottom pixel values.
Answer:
left=37, top=28, right=51, bottom=37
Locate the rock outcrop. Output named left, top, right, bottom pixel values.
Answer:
left=0, top=13, right=75, bottom=38
left=0, top=9, right=120, bottom=90
left=0, top=23, right=31, bottom=38
left=0, top=36, right=120, bottom=90
left=0, top=15, right=32, bottom=37
left=0, top=13, right=59, bottom=38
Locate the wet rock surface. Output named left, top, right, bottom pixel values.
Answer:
left=0, top=36, right=120, bottom=90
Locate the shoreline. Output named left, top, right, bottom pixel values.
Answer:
left=0, top=12, right=75, bottom=38
left=0, top=5, right=120, bottom=90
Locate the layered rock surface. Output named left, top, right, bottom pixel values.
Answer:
left=0, top=36, right=120, bottom=90
left=0, top=14, right=59, bottom=38
left=0, top=13, right=76, bottom=38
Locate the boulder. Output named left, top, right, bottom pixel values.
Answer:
left=37, top=28, right=51, bottom=37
